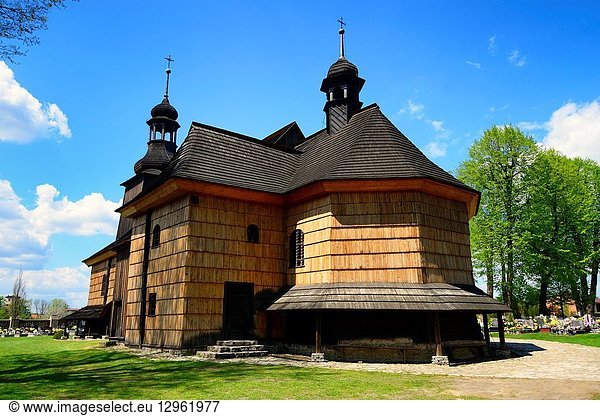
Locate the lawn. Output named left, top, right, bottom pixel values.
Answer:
left=0, top=337, right=463, bottom=400
left=503, top=332, right=600, bottom=348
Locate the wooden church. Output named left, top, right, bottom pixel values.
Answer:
left=78, top=26, right=510, bottom=363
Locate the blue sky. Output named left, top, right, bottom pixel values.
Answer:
left=1, top=1, right=599, bottom=307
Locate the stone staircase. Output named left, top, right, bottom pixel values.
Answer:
left=197, top=340, right=268, bottom=359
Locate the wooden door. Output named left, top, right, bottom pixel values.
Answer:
left=223, top=282, right=254, bottom=339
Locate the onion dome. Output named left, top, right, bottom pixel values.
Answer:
left=151, top=97, right=179, bottom=120
left=327, top=56, right=359, bottom=78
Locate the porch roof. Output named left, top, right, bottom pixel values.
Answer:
left=267, top=282, right=511, bottom=313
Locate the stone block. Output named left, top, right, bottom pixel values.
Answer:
left=431, top=355, right=449, bottom=365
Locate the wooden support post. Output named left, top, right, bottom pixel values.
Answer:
left=315, top=311, right=322, bottom=354
left=433, top=312, right=443, bottom=356
left=497, top=312, right=506, bottom=348
left=482, top=313, right=490, bottom=345
left=266, top=312, right=273, bottom=346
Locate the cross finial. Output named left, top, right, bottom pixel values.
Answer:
left=164, top=55, right=174, bottom=99
left=165, top=55, right=174, bottom=70
left=337, top=17, right=346, bottom=57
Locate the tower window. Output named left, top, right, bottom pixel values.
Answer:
left=289, top=229, right=304, bottom=268
left=332, top=86, right=344, bottom=100
left=147, top=293, right=157, bottom=316
left=247, top=224, right=259, bottom=243
left=151, top=225, right=161, bottom=248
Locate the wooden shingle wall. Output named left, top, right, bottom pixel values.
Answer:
left=286, top=195, right=333, bottom=285
left=87, top=259, right=116, bottom=305
left=417, top=193, right=473, bottom=285
left=125, top=196, right=190, bottom=348
left=186, top=195, right=286, bottom=343
left=288, top=191, right=474, bottom=285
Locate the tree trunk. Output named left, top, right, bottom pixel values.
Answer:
left=589, top=237, right=599, bottom=311
left=538, top=274, right=549, bottom=315
left=486, top=258, right=494, bottom=297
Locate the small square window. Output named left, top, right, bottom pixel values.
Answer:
left=147, top=293, right=157, bottom=316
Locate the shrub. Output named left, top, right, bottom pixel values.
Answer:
left=53, top=330, right=64, bottom=340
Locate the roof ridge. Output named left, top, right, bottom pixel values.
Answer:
left=191, top=122, right=302, bottom=155
left=263, top=121, right=297, bottom=143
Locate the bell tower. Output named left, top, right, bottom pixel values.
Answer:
left=134, top=55, right=180, bottom=176
left=320, top=19, right=365, bottom=135
left=116, top=56, right=180, bottom=239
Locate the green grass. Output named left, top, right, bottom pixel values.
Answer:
left=504, top=332, right=600, bottom=348
left=0, top=337, right=464, bottom=400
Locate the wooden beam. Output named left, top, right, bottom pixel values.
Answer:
left=315, top=311, right=322, bottom=354
left=482, top=313, right=490, bottom=345
left=433, top=312, right=443, bottom=356
left=497, top=312, right=506, bottom=348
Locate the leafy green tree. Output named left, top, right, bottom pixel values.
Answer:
left=47, top=298, right=69, bottom=317
left=457, top=125, right=538, bottom=313
left=0, top=0, right=66, bottom=62
left=521, top=150, right=580, bottom=314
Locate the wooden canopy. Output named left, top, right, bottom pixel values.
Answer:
left=267, top=283, right=511, bottom=312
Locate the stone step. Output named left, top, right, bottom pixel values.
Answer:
left=197, top=350, right=267, bottom=360
left=216, top=340, right=258, bottom=347
left=207, top=345, right=266, bottom=353
left=217, top=340, right=259, bottom=346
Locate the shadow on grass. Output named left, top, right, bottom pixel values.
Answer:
left=0, top=339, right=457, bottom=400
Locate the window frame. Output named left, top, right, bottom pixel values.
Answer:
left=289, top=229, right=305, bottom=268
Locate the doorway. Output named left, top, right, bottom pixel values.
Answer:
left=223, top=282, right=254, bottom=339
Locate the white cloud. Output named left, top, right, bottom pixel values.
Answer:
left=465, top=61, right=481, bottom=69
left=0, top=179, right=120, bottom=268
left=488, top=35, right=497, bottom=55
left=425, top=141, right=447, bottom=158
left=0, top=265, right=89, bottom=308
left=0, top=61, right=72, bottom=143
left=399, top=99, right=425, bottom=119
left=541, top=101, right=600, bottom=163
left=508, top=49, right=526, bottom=67
left=517, top=121, right=546, bottom=132
left=399, top=100, right=451, bottom=141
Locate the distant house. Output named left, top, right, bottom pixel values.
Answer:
left=80, top=27, right=509, bottom=362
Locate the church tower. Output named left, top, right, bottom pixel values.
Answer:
left=116, top=56, right=180, bottom=238
left=134, top=55, right=180, bottom=176
left=320, top=20, right=365, bottom=135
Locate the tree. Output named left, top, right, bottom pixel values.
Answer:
left=47, top=298, right=68, bottom=317
left=0, top=296, right=9, bottom=319
left=521, top=150, right=581, bottom=314
left=8, top=269, right=30, bottom=319
left=0, top=0, right=66, bottom=63
left=32, top=298, right=50, bottom=316
left=457, top=125, right=538, bottom=313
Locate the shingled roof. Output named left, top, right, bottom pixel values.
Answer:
left=267, top=283, right=511, bottom=312
left=122, top=103, right=474, bottom=208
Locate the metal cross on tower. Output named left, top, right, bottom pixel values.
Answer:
left=337, top=18, right=346, bottom=57
left=164, top=55, right=174, bottom=98
left=165, top=54, right=174, bottom=69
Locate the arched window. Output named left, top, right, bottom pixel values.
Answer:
left=247, top=224, right=259, bottom=243
left=151, top=224, right=161, bottom=248
left=289, top=229, right=304, bottom=268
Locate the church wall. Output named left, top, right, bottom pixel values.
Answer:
left=329, top=192, right=426, bottom=283
left=417, top=193, right=474, bottom=285
left=124, top=196, right=190, bottom=348
left=287, top=191, right=474, bottom=285
left=87, top=259, right=116, bottom=306
left=184, top=194, right=286, bottom=345
left=286, top=195, right=334, bottom=285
